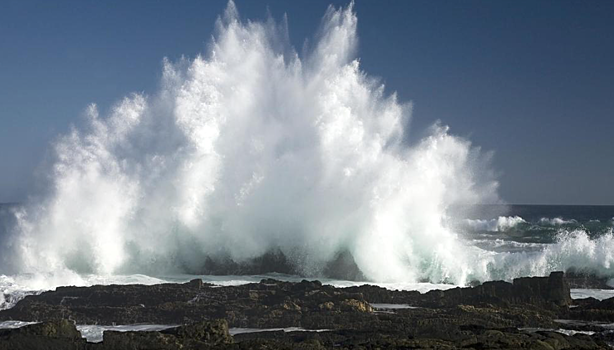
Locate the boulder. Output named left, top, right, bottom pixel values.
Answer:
left=514, top=271, right=572, bottom=306
left=419, top=271, right=572, bottom=308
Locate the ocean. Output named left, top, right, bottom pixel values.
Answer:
left=459, top=204, right=614, bottom=251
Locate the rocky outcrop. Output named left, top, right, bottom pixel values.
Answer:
left=0, top=272, right=577, bottom=326
left=342, top=271, right=572, bottom=309
left=569, top=295, right=614, bottom=322
left=515, top=271, right=572, bottom=306
left=1, top=272, right=612, bottom=349
left=418, top=271, right=572, bottom=308
left=0, top=278, right=379, bottom=326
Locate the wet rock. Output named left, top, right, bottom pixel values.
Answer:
left=339, top=299, right=373, bottom=312
left=318, top=301, right=334, bottom=310
left=187, top=278, right=204, bottom=289
left=322, top=250, right=366, bottom=281
left=99, top=320, right=232, bottom=349
left=415, top=271, right=572, bottom=308
left=569, top=294, right=614, bottom=322
left=537, top=331, right=570, bottom=350
left=566, top=333, right=607, bottom=349
left=162, top=319, right=232, bottom=345
left=2, top=319, right=81, bottom=339
left=0, top=273, right=572, bottom=327
left=0, top=320, right=86, bottom=350
left=281, top=300, right=301, bottom=311
left=515, top=271, right=572, bottom=306
left=101, top=331, right=178, bottom=349
left=0, top=272, right=611, bottom=348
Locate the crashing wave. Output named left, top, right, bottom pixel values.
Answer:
left=0, top=2, right=499, bottom=286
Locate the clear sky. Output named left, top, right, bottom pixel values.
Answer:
left=1, top=0, right=613, bottom=205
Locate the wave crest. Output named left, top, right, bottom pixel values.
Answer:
left=0, top=2, right=500, bottom=286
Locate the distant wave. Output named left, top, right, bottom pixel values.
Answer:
left=538, top=217, right=578, bottom=226
left=461, top=216, right=526, bottom=232
left=469, top=238, right=546, bottom=253
left=460, top=215, right=612, bottom=233
left=475, top=229, right=614, bottom=281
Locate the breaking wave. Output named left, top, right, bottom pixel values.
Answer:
left=482, top=229, right=614, bottom=281
left=0, top=2, right=499, bottom=285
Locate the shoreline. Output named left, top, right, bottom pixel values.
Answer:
left=1, top=272, right=614, bottom=348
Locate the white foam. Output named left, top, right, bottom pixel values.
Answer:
left=229, top=327, right=329, bottom=336
left=470, top=238, right=546, bottom=253
left=521, top=327, right=596, bottom=336
left=462, top=216, right=526, bottom=232
left=0, top=320, right=38, bottom=329
left=571, top=288, right=614, bottom=301
left=555, top=319, right=614, bottom=332
left=370, top=303, right=419, bottom=310
left=538, top=217, right=577, bottom=226
left=77, top=324, right=178, bottom=343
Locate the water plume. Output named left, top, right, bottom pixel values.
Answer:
left=2, top=2, right=502, bottom=285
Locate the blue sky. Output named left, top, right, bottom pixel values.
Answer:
left=1, top=0, right=613, bottom=204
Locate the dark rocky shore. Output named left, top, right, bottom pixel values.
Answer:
left=1, top=272, right=614, bottom=349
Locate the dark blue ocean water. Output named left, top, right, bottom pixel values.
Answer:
left=471, top=204, right=614, bottom=223
left=453, top=204, right=614, bottom=252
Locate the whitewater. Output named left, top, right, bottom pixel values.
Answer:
left=1, top=2, right=613, bottom=310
